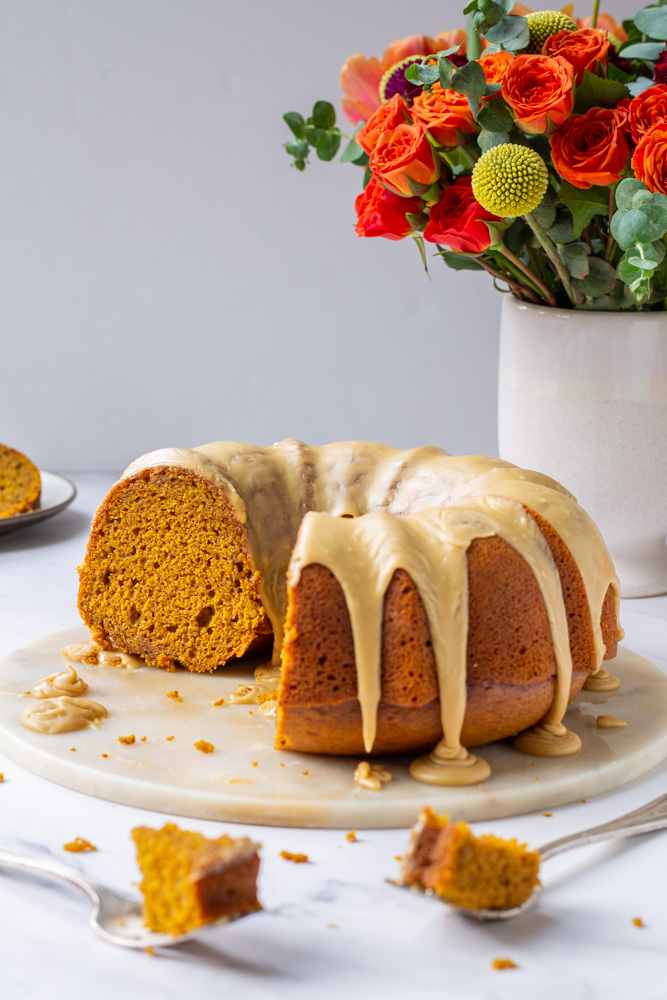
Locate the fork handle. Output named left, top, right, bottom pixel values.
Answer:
left=0, top=846, right=104, bottom=903
left=538, top=794, right=667, bottom=862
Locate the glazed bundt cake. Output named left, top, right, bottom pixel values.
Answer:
left=0, top=442, right=41, bottom=518
left=77, top=440, right=620, bottom=785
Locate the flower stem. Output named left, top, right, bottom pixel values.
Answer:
left=466, top=14, right=482, bottom=61
left=591, top=0, right=600, bottom=29
left=525, top=212, right=576, bottom=305
left=478, top=257, right=540, bottom=303
left=496, top=245, right=556, bottom=305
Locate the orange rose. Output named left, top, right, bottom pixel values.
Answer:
left=632, top=123, right=667, bottom=195
left=412, top=83, right=477, bottom=148
left=543, top=28, right=609, bottom=84
left=550, top=106, right=630, bottom=188
left=502, top=54, right=574, bottom=134
left=627, top=84, right=667, bottom=144
left=357, top=95, right=413, bottom=155
left=479, top=50, right=514, bottom=85
left=369, top=123, right=440, bottom=196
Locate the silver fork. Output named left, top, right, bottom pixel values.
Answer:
left=0, top=847, right=253, bottom=947
left=399, top=793, right=667, bottom=921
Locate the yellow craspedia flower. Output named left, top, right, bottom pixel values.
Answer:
left=472, top=143, right=549, bottom=218
left=525, top=10, right=577, bottom=53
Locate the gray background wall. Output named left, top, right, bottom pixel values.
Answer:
left=1, top=0, right=630, bottom=471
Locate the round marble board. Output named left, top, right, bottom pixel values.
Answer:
left=1, top=627, right=666, bottom=829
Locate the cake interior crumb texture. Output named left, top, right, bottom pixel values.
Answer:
left=401, top=807, right=541, bottom=911
left=0, top=443, right=41, bottom=517
left=132, top=823, right=261, bottom=935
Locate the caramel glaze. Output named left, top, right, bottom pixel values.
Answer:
left=117, top=441, right=621, bottom=785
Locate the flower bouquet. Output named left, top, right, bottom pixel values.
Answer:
left=283, top=2, right=667, bottom=310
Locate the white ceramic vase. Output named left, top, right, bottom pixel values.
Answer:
left=498, top=295, right=667, bottom=598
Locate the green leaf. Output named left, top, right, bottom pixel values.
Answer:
left=627, top=255, right=658, bottom=270
left=635, top=6, right=667, bottom=40
left=484, top=82, right=503, bottom=96
left=413, top=235, right=430, bottom=277
left=304, top=125, right=324, bottom=146
left=479, top=0, right=509, bottom=22
left=406, top=177, right=433, bottom=196
left=293, top=159, right=306, bottom=172
left=503, top=218, right=531, bottom=256
left=573, top=71, right=630, bottom=114
left=316, top=131, right=340, bottom=161
left=616, top=178, right=648, bottom=210
left=438, top=57, right=455, bottom=90
left=283, top=111, right=305, bottom=139
left=639, top=202, right=667, bottom=233
left=559, top=182, right=609, bottom=239
left=617, top=259, right=644, bottom=283
left=285, top=139, right=309, bottom=159
left=476, top=97, right=515, bottom=132
left=312, top=101, right=336, bottom=130
left=483, top=14, right=529, bottom=50
left=550, top=210, right=576, bottom=244
left=573, top=257, right=615, bottom=297
left=532, top=195, right=557, bottom=230
left=340, top=133, right=368, bottom=164
left=560, top=243, right=590, bottom=279
left=619, top=41, right=666, bottom=59
left=438, top=248, right=485, bottom=270
left=477, top=129, right=510, bottom=153
left=606, top=64, right=636, bottom=84
left=450, top=60, right=487, bottom=98
left=408, top=62, right=439, bottom=86
left=617, top=208, right=664, bottom=246
left=578, top=295, right=619, bottom=311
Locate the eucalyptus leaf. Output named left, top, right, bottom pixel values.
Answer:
left=477, top=129, right=510, bottom=153
left=635, top=6, right=667, bottom=40
left=560, top=244, right=590, bottom=279
left=617, top=208, right=664, bottom=246
left=503, top=218, right=532, bottom=256
left=438, top=57, right=455, bottom=89
left=550, top=210, right=576, bottom=244
left=627, top=76, right=655, bottom=96
left=450, top=60, right=487, bottom=98
left=627, top=255, right=658, bottom=269
left=615, top=178, right=648, bottom=210
left=484, top=14, right=530, bottom=50
left=283, top=111, right=305, bottom=139
left=573, top=257, right=615, bottom=297
left=312, top=101, right=336, bottom=130
left=315, top=131, right=341, bottom=161
left=340, top=136, right=368, bottom=164
left=618, top=41, right=666, bottom=59
left=638, top=202, right=667, bottom=233
left=286, top=139, right=309, bottom=159
left=476, top=97, right=515, bottom=132
left=531, top=196, right=556, bottom=231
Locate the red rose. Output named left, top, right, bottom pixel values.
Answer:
left=369, top=123, right=440, bottom=196
left=357, top=94, right=413, bottom=155
left=354, top=177, right=422, bottom=240
left=423, top=177, right=501, bottom=253
left=502, top=54, right=574, bottom=134
left=542, top=28, right=609, bottom=85
left=550, top=106, right=630, bottom=188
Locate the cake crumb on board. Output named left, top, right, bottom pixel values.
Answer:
left=632, top=916, right=645, bottom=928
left=63, top=837, right=97, bottom=853
left=280, top=851, right=309, bottom=864
left=492, top=958, right=518, bottom=970
left=167, top=691, right=182, bottom=702
left=194, top=740, right=215, bottom=753
left=346, top=830, right=357, bottom=843
left=118, top=734, right=136, bottom=745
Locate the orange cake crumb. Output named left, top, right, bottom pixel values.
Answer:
left=212, top=698, right=225, bottom=706
left=141, top=736, right=147, bottom=742
left=132, top=823, right=260, bottom=936
left=252, top=761, right=258, bottom=767
left=632, top=916, right=644, bottom=928
left=119, top=734, right=136, bottom=745
left=167, top=691, right=182, bottom=702
left=0, top=773, right=4, bottom=782
left=102, top=753, right=109, bottom=758
left=302, top=770, right=309, bottom=776
left=166, top=735, right=175, bottom=741
left=70, top=748, right=77, bottom=752
left=492, top=958, right=518, bottom=970
left=542, top=812, right=553, bottom=817
left=400, top=807, right=541, bottom=912
left=280, top=851, right=309, bottom=863
left=0, top=443, right=41, bottom=518
left=194, top=740, right=214, bottom=753
left=64, top=837, right=97, bottom=853
left=395, top=855, right=403, bottom=862
left=346, top=830, right=357, bottom=843
left=145, top=946, right=156, bottom=956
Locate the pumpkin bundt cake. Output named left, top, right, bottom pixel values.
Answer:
left=0, top=442, right=41, bottom=518
left=400, top=806, right=541, bottom=911
left=77, top=440, right=621, bottom=785
left=132, top=823, right=261, bottom=935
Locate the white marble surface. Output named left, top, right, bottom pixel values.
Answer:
left=1, top=473, right=667, bottom=999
